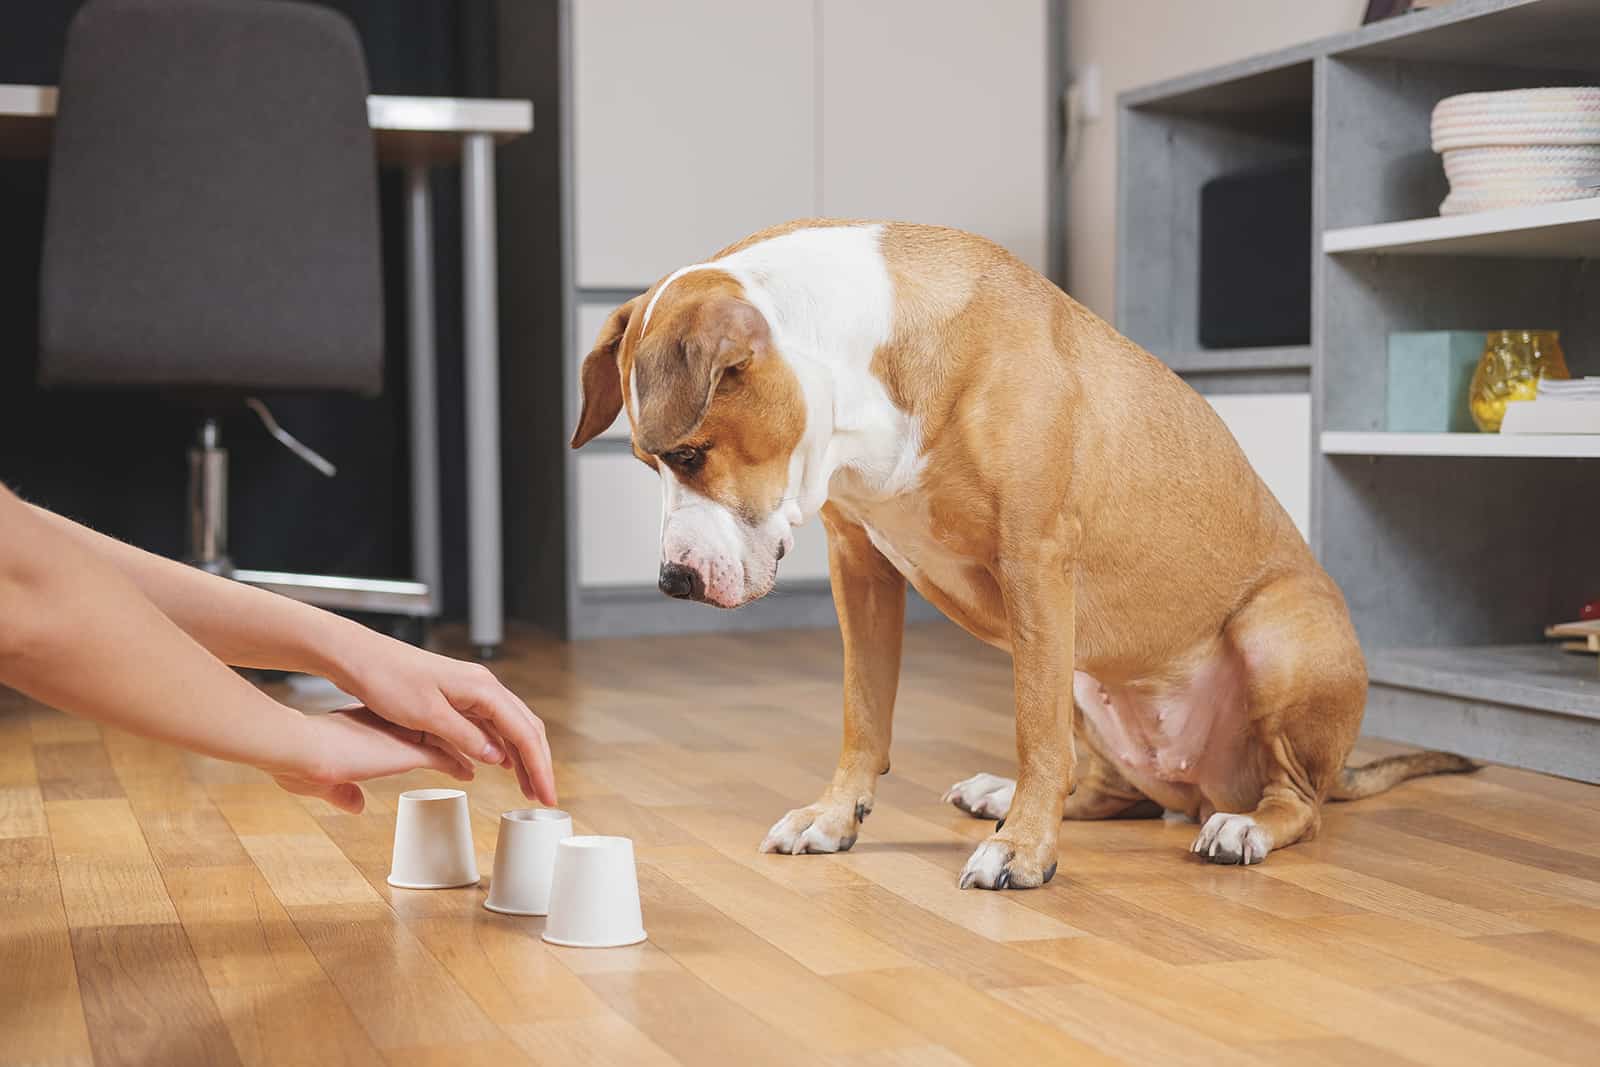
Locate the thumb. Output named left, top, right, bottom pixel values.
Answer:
left=273, top=774, right=366, bottom=814
left=325, top=782, right=366, bottom=813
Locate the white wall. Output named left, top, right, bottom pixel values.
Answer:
left=1066, top=0, right=1365, bottom=539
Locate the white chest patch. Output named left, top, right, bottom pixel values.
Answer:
left=659, top=226, right=914, bottom=522
left=637, top=224, right=925, bottom=605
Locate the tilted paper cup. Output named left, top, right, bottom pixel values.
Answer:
left=387, top=788, right=480, bottom=890
left=484, top=808, right=573, bottom=915
left=541, top=835, right=647, bottom=948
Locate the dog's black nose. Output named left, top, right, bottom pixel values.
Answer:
left=658, top=562, right=703, bottom=600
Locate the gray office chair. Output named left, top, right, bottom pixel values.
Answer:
left=38, top=0, right=384, bottom=590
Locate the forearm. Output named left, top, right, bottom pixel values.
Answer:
left=1, top=502, right=315, bottom=776
left=24, top=502, right=369, bottom=684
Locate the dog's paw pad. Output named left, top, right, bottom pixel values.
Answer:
left=760, top=804, right=859, bottom=855
left=942, top=772, right=1016, bottom=821
left=1190, top=812, right=1271, bottom=865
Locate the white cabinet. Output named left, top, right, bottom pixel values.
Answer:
left=818, top=0, right=1049, bottom=271
left=571, top=0, right=818, bottom=289
left=577, top=452, right=832, bottom=587
left=559, top=1, right=1049, bottom=633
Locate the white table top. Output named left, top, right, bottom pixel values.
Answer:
left=0, top=83, right=532, bottom=163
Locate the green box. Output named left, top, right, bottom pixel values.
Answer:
left=1386, top=331, right=1484, bottom=433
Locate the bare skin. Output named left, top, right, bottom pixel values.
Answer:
left=0, top=485, right=555, bottom=812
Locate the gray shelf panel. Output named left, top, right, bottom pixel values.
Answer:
left=1119, top=0, right=1579, bottom=113
left=1369, top=643, right=1600, bottom=721
left=1123, top=59, right=1312, bottom=118
left=1161, top=346, right=1311, bottom=374
left=1337, top=0, right=1600, bottom=68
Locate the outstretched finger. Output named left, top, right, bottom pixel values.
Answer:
left=470, top=714, right=535, bottom=800
left=417, top=730, right=477, bottom=782
left=414, top=697, right=505, bottom=768
left=464, top=685, right=555, bottom=805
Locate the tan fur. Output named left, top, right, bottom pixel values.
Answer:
left=1331, top=751, right=1481, bottom=801
left=573, top=271, right=803, bottom=523
left=574, top=220, right=1477, bottom=885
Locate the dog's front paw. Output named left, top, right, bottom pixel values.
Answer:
left=759, top=801, right=863, bottom=855
left=942, top=772, right=1015, bottom=820
left=1190, top=812, right=1271, bottom=865
left=958, top=832, right=1058, bottom=891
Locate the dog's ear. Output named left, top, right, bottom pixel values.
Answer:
left=633, top=295, right=770, bottom=454
left=571, top=297, right=641, bottom=449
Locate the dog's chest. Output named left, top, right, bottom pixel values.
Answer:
left=833, top=488, right=1008, bottom=647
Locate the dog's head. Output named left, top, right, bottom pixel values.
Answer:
left=570, top=269, right=808, bottom=608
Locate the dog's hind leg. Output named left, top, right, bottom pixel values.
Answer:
left=1191, top=574, right=1365, bottom=865
left=946, top=721, right=1154, bottom=822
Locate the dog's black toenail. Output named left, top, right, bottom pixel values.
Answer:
left=995, top=817, right=1005, bottom=831
left=854, top=802, right=870, bottom=824
left=1042, top=862, right=1058, bottom=884
left=996, top=869, right=1011, bottom=890
left=880, top=762, right=890, bottom=775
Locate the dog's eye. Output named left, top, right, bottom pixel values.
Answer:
left=664, top=446, right=704, bottom=470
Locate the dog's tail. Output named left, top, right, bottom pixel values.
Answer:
left=1329, top=750, right=1481, bottom=801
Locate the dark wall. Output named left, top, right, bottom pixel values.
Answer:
left=0, top=0, right=496, bottom=618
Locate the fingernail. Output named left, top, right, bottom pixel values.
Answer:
left=482, top=743, right=505, bottom=763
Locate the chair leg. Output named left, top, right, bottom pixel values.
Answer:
left=186, top=417, right=233, bottom=575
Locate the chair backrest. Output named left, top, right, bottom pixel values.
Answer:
left=38, top=0, right=383, bottom=394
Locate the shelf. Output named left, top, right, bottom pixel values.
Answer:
left=1321, top=432, right=1600, bottom=458
left=1161, top=346, right=1310, bottom=374
left=1323, top=198, right=1600, bottom=258
left=1370, top=644, right=1600, bottom=722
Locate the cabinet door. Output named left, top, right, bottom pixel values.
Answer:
left=572, top=0, right=818, bottom=289
left=819, top=0, right=1049, bottom=271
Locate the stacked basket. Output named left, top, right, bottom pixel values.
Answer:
left=1431, top=87, right=1600, bottom=215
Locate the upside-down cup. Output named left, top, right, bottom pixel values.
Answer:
left=387, top=788, right=480, bottom=889
left=484, top=808, right=573, bottom=915
left=541, top=836, right=647, bottom=948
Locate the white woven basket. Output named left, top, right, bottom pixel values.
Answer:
left=1432, top=87, right=1600, bottom=150
left=1432, top=88, right=1600, bottom=213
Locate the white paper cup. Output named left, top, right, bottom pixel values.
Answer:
left=483, top=808, right=573, bottom=915
left=541, top=835, right=647, bottom=948
left=387, top=788, right=480, bottom=890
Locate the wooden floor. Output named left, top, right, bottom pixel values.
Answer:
left=5, top=622, right=1600, bottom=1066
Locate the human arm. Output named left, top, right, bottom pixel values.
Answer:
left=22, top=498, right=554, bottom=804
left=0, top=485, right=472, bottom=811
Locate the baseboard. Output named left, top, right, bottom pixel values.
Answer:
left=1362, top=681, right=1600, bottom=784
left=572, top=580, right=943, bottom=639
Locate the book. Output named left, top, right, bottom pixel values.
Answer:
left=1500, top=377, right=1600, bottom=434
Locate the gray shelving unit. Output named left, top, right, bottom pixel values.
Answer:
left=1118, top=0, right=1600, bottom=783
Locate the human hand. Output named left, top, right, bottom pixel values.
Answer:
left=325, top=632, right=556, bottom=806
left=273, top=706, right=475, bottom=813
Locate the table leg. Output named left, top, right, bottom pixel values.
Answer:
left=461, top=133, right=504, bottom=658
left=405, top=165, right=444, bottom=617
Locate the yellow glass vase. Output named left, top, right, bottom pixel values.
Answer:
left=1469, top=329, right=1571, bottom=432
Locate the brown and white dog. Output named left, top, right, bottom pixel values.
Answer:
left=571, top=220, right=1475, bottom=890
